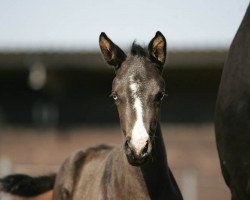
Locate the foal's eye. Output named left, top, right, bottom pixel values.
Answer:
left=113, top=94, right=118, bottom=101
left=110, top=92, right=119, bottom=101
left=155, top=91, right=166, bottom=102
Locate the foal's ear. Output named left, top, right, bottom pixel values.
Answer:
left=99, top=32, right=126, bottom=70
left=148, top=31, right=167, bottom=68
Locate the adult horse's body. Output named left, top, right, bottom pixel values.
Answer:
left=215, top=4, right=250, bottom=200
left=0, top=32, right=182, bottom=200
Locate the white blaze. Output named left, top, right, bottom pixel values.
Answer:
left=130, top=81, right=149, bottom=155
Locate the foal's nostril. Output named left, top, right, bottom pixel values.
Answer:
left=125, top=140, right=129, bottom=149
left=125, top=137, right=131, bottom=148
left=125, top=139, right=133, bottom=154
left=141, top=140, right=149, bottom=157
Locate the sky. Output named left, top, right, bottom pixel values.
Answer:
left=0, top=0, right=249, bottom=51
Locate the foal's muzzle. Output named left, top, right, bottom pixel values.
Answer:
left=124, top=139, right=152, bottom=166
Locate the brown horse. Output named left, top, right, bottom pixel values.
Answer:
left=215, top=4, right=250, bottom=200
left=0, top=32, right=182, bottom=200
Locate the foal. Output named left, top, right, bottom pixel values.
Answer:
left=0, top=32, right=182, bottom=200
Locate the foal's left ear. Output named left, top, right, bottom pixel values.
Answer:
left=99, top=32, right=126, bottom=70
left=148, top=31, right=167, bottom=69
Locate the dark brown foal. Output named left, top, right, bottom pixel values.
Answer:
left=0, top=32, right=182, bottom=200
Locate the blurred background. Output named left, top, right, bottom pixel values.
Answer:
left=0, top=0, right=249, bottom=199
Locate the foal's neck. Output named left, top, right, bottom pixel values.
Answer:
left=139, top=122, right=170, bottom=196
left=134, top=122, right=181, bottom=199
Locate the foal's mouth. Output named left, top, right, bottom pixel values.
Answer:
left=127, top=156, right=149, bottom=167
left=124, top=141, right=152, bottom=166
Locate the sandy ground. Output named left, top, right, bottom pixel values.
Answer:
left=0, top=124, right=230, bottom=200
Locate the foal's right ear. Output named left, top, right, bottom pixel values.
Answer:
left=99, top=32, right=126, bottom=70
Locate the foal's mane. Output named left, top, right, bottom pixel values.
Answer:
left=130, top=42, right=148, bottom=57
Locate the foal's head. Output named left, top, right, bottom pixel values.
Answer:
left=99, top=31, right=167, bottom=166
